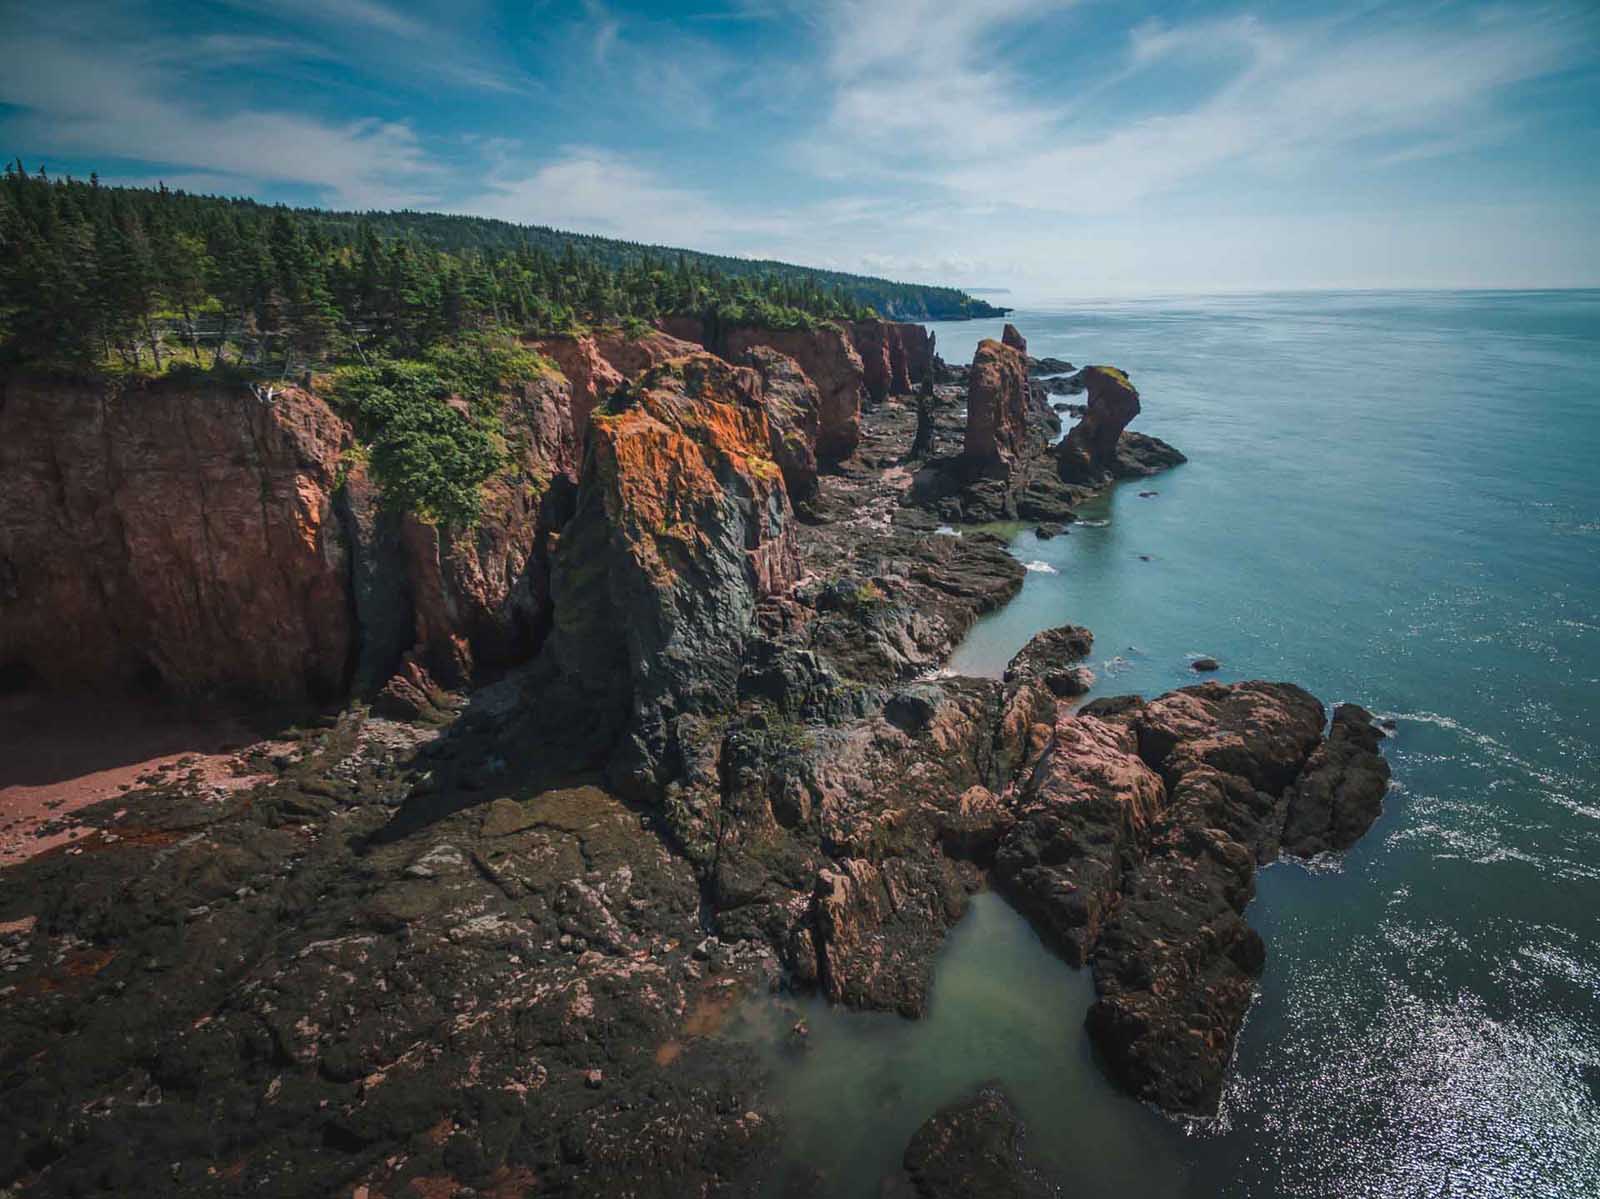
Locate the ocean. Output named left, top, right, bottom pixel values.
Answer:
left=728, top=291, right=1600, bottom=1197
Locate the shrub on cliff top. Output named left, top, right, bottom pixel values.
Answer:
left=333, top=358, right=506, bottom=527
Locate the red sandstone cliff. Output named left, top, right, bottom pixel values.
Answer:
left=0, top=369, right=576, bottom=703
left=721, top=325, right=865, bottom=462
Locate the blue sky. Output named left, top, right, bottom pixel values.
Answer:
left=3, top=0, right=1597, bottom=297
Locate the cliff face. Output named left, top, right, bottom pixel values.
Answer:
left=899, top=323, right=935, bottom=387
left=963, top=336, right=1032, bottom=465
left=548, top=352, right=800, bottom=795
left=722, top=324, right=865, bottom=462
left=529, top=335, right=625, bottom=448
left=0, top=371, right=576, bottom=703
left=739, top=346, right=822, bottom=501
left=851, top=319, right=895, bottom=405
left=589, top=328, right=704, bottom=381
left=0, top=374, right=355, bottom=700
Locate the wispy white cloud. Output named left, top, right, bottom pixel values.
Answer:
left=464, top=147, right=786, bottom=248
left=583, top=0, right=623, bottom=63
left=828, top=5, right=1588, bottom=215
left=217, top=0, right=535, bottom=94
left=0, top=28, right=441, bottom=207
left=807, top=0, right=1076, bottom=163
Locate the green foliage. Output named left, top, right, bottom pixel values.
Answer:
left=0, top=164, right=1006, bottom=374
left=333, top=360, right=505, bottom=528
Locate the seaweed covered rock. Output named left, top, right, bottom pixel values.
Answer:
left=548, top=352, right=801, bottom=796
left=899, top=1084, right=1053, bottom=1199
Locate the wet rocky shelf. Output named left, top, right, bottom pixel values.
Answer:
left=0, top=319, right=1386, bottom=1197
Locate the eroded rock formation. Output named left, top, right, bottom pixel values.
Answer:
left=997, top=681, right=1391, bottom=1114
left=1056, top=365, right=1140, bottom=485
left=964, top=336, right=1032, bottom=466
left=0, top=306, right=1388, bottom=1198
left=548, top=351, right=801, bottom=796
left=740, top=345, right=822, bottom=501
left=722, top=324, right=866, bottom=462
left=0, top=368, right=577, bottom=704
left=530, top=333, right=625, bottom=445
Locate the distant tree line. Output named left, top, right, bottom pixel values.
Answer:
left=0, top=165, right=1003, bottom=375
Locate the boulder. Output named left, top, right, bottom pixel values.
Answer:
left=899, top=1085, right=1053, bottom=1199
left=1116, top=430, right=1188, bottom=478
left=1003, top=625, right=1095, bottom=684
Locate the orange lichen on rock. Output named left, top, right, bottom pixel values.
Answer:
left=549, top=352, right=799, bottom=794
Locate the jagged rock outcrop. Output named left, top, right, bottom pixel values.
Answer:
left=1280, top=702, right=1393, bottom=856
left=1001, top=323, right=1027, bottom=353
left=0, top=374, right=356, bottom=700
left=994, top=680, right=1389, bottom=1115
left=851, top=318, right=895, bottom=406
left=963, top=337, right=1032, bottom=466
left=1028, top=356, right=1073, bottom=377
left=590, top=327, right=703, bottom=380
left=722, top=325, right=866, bottom=462
left=1056, top=366, right=1140, bottom=485
left=996, top=709, right=1167, bottom=964
left=848, top=319, right=933, bottom=401
left=548, top=352, right=801, bottom=796
left=740, top=346, right=822, bottom=501
left=900, top=323, right=935, bottom=387
left=898, top=1084, right=1052, bottom=1199
left=1003, top=624, right=1096, bottom=699
left=530, top=333, right=625, bottom=445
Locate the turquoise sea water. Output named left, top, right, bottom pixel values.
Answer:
left=731, top=292, right=1600, bottom=1196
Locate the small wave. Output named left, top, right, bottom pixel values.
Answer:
left=933, top=525, right=961, bottom=537
left=1023, top=560, right=1059, bottom=574
left=1076, top=518, right=1110, bottom=528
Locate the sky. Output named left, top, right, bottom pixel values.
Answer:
left=2, top=0, right=1598, bottom=299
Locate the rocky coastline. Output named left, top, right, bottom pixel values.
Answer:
left=0, top=315, right=1387, bottom=1196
